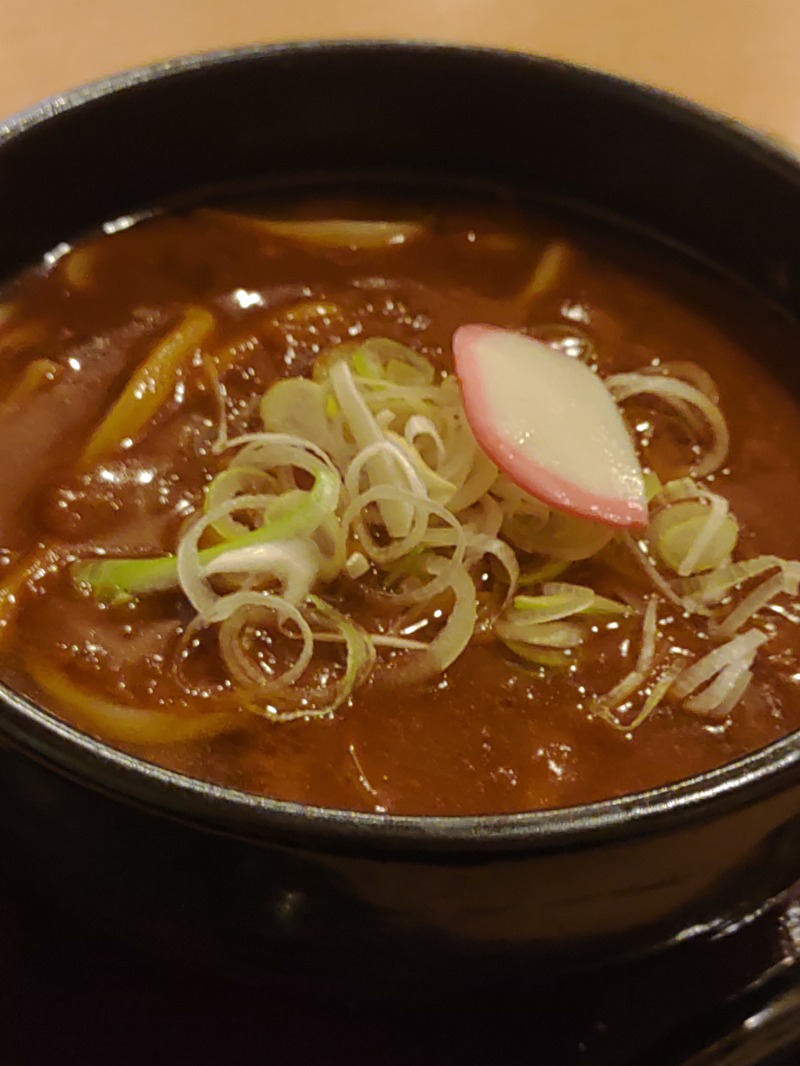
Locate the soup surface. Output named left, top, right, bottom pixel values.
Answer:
left=0, top=194, right=799, bottom=815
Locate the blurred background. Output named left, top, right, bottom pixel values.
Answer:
left=1, top=0, right=798, bottom=144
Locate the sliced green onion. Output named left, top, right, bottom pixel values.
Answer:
left=649, top=480, right=739, bottom=577
left=496, top=618, right=584, bottom=648
left=73, top=468, right=337, bottom=607
left=212, top=591, right=315, bottom=689
left=652, top=504, right=738, bottom=576
left=242, top=596, right=376, bottom=722
left=500, top=642, right=573, bottom=667
left=593, top=596, right=659, bottom=716
left=671, top=628, right=768, bottom=700
left=389, top=560, right=477, bottom=683
left=352, top=337, right=435, bottom=384
left=502, top=507, right=614, bottom=561
left=498, top=582, right=629, bottom=664
left=606, top=372, right=730, bottom=477
left=643, top=471, right=663, bottom=501
left=204, top=466, right=275, bottom=539
left=599, top=664, right=682, bottom=733
left=330, top=360, right=415, bottom=537
left=621, top=532, right=696, bottom=612
left=260, top=377, right=348, bottom=466
left=678, top=556, right=797, bottom=607
left=668, top=628, right=768, bottom=720
left=518, top=559, right=571, bottom=588
left=511, top=586, right=594, bottom=621
left=465, top=533, right=519, bottom=611
left=542, top=582, right=632, bottom=617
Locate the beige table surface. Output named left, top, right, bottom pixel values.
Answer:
left=1, top=0, right=799, bottom=147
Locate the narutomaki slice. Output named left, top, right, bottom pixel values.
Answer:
left=453, top=324, right=647, bottom=528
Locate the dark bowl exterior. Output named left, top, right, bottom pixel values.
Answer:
left=3, top=740, right=800, bottom=986
left=2, top=41, right=800, bottom=979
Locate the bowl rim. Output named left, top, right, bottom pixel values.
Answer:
left=2, top=37, right=800, bottom=856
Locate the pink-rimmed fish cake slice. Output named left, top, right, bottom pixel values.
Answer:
left=453, top=324, right=647, bottom=529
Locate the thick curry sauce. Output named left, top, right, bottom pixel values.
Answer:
left=0, top=196, right=799, bottom=815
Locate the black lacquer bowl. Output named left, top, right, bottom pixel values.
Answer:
left=1, top=41, right=800, bottom=986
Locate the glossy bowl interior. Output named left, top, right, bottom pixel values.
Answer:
left=2, top=41, right=800, bottom=977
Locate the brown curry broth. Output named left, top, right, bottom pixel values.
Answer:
left=1, top=199, right=800, bottom=815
